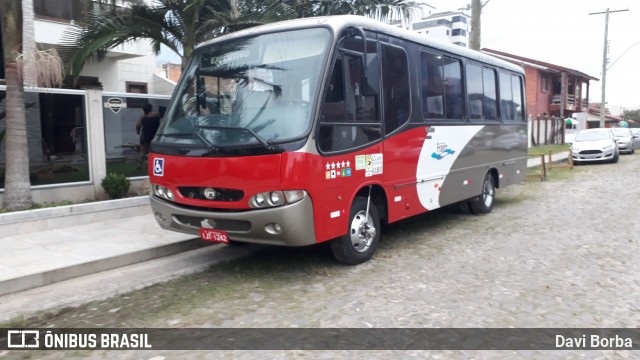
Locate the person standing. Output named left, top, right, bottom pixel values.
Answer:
left=136, top=103, right=161, bottom=169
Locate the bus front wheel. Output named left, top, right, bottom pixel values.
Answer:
left=468, top=172, right=495, bottom=215
left=330, top=197, right=380, bottom=265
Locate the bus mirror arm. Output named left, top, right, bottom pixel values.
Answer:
left=346, top=27, right=374, bottom=96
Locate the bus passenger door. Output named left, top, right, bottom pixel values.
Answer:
left=316, top=32, right=383, bottom=241
left=378, top=40, right=423, bottom=221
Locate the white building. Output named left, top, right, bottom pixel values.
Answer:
left=28, top=0, right=174, bottom=94
left=0, top=1, right=175, bottom=204
left=411, top=11, right=470, bottom=47
left=393, top=1, right=471, bottom=48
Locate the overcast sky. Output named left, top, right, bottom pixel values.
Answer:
left=158, top=0, right=640, bottom=109
left=428, top=0, right=640, bottom=109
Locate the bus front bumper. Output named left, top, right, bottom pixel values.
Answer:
left=150, top=195, right=317, bottom=247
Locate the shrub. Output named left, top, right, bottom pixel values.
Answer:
left=101, top=173, right=130, bottom=199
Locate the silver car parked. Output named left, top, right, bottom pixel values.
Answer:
left=632, top=128, right=640, bottom=149
left=610, top=128, right=635, bottom=154
left=570, top=128, right=619, bottom=164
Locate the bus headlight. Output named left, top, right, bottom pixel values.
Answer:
left=153, top=184, right=164, bottom=197
left=152, top=183, right=175, bottom=202
left=254, top=193, right=266, bottom=207
left=269, top=192, right=283, bottom=206
left=249, top=190, right=306, bottom=208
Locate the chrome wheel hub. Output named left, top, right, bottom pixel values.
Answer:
left=482, top=180, right=494, bottom=208
left=349, top=210, right=376, bottom=253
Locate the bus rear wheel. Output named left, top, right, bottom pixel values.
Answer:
left=330, top=197, right=380, bottom=265
left=468, top=172, right=495, bottom=215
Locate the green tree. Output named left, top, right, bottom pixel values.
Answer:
left=64, top=0, right=416, bottom=76
left=623, top=109, right=640, bottom=123
left=64, top=0, right=295, bottom=75
left=0, top=0, right=32, bottom=211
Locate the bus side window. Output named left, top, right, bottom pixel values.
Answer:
left=512, top=75, right=524, bottom=121
left=420, top=53, right=464, bottom=121
left=382, top=44, right=410, bottom=134
left=318, top=36, right=382, bottom=153
left=482, top=67, right=498, bottom=120
left=443, top=57, right=464, bottom=119
left=420, top=52, right=445, bottom=119
left=466, top=64, right=483, bottom=120
left=325, top=59, right=344, bottom=103
left=499, top=72, right=514, bottom=121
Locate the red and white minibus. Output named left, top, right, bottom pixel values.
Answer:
left=148, top=15, right=528, bottom=264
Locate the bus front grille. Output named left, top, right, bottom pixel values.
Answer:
left=178, top=187, right=244, bottom=202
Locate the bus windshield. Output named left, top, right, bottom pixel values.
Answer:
left=156, top=28, right=331, bottom=152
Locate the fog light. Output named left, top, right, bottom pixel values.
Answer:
left=154, top=212, right=166, bottom=223
left=166, top=189, right=174, bottom=200
left=265, top=223, right=283, bottom=235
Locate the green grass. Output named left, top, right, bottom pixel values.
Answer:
left=525, top=161, right=583, bottom=182
left=528, top=143, right=570, bottom=155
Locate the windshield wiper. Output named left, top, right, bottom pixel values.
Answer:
left=156, top=132, right=220, bottom=154
left=195, top=125, right=283, bottom=152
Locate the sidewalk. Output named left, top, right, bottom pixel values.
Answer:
left=0, top=152, right=570, bottom=298
left=0, top=197, right=207, bottom=297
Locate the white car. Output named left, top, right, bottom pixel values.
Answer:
left=610, top=128, right=635, bottom=154
left=570, top=128, right=619, bottom=164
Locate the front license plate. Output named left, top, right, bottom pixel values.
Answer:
left=200, top=228, right=230, bottom=244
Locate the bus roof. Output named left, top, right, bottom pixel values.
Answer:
left=196, top=15, right=524, bottom=74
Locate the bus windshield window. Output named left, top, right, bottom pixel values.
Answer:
left=157, top=28, right=330, bottom=149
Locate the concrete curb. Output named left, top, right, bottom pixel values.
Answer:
left=0, top=237, right=208, bottom=297
left=0, top=196, right=150, bottom=235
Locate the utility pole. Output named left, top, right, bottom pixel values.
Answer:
left=469, top=0, right=490, bottom=51
left=589, top=8, right=628, bottom=127
left=469, top=0, right=481, bottom=50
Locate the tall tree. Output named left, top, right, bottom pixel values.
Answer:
left=0, top=0, right=32, bottom=210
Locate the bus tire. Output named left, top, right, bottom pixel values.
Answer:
left=468, top=172, right=495, bottom=215
left=330, top=197, right=380, bottom=265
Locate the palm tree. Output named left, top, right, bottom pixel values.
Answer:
left=1, top=0, right=32, bottom=211
left=301, top=0, right=415, bottom=21
left=64, top=0, right=295, bottom=76
left=64, top=0, right=416, bottom=77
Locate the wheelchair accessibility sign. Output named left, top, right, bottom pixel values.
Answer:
left=153, top=158, right=164, bottom=176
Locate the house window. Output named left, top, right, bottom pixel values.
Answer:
left=452, top=29, right=467, bottom=37
left=34, top=0, right=85, bottom=22
left=126, top=82, right=148, bottom=109
left=541, top=76, right=548, bottom=93
left=126, top=82, right=148, bottom=94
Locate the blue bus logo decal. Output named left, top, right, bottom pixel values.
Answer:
left=432, top=143, right=455, bottom=160
left=153, top=158, right=165, bottom=176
